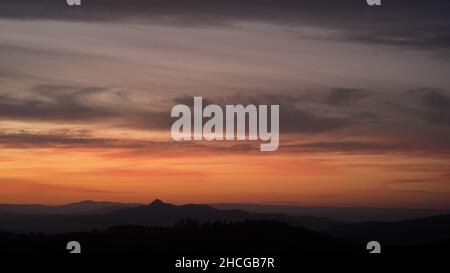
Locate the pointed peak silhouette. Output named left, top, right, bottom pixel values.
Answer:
left=149, top=199, right=166, bottom=206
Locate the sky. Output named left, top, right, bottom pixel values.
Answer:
left=0, top=0, right=449, bottom=208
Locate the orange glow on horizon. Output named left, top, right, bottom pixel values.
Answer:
left=1, top=144, right=449, bottom=209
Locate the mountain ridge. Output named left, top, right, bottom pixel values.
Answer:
left=0, top=199, right=449, bottom=247
left=0, top=200, right=142, bottom=215
left=0, top=199, right=341, bottom=234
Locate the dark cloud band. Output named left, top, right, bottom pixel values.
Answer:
left=1, top=0, right=450, bottom=48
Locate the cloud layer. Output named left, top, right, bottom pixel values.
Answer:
left=2, top=0, right=450, bottom=49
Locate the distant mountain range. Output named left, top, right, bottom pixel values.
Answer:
left=328, top=214, right=450, bottom=245
left=0, top=199, right=449, bottom=254
left=0, top=199, right=340, bottom=234
left=0, top=200, right=140, bottom=215
left=2, top=199, right=448, bottom=222
left=0, top=220, right=358, bottom=255
left=210, top=203, right=450, bottom=222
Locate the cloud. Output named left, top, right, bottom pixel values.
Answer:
left=382, top=88, right=450, bottom=127
left=281, top=109, right=351, bottom=133
left=0, top=84, right=117, bottom=122
left=0, top=129, right=244, bottom=153
left=411, top=88, right=450, bottom=126
left=282, top=141, right=408, bottom=154
left=384, top=179, right=431, bottom=184
left=326, top=88, right=368, bottom=106
left=2, top=85, right=450, bottom=156
left=1, top=0, right=449, bottom=48
left=0, top=89, right=352, bottom=134
left=170, top=94, right=353, bottom=133
left=0, top=132, right=142, bottom=149
left=0, top=178, right=121, bottom=194
left=0, top=84, right=174, bottom=130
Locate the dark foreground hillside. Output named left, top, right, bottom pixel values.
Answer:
left=0, top=220, right=355, bottom=254
left=1, top=219, right=448, bottom=256
left=1, top=219, right=448, bottom=272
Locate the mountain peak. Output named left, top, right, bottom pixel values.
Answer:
left=149, top=199, right=165, bottom=206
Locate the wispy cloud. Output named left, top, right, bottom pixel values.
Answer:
left=1, top=0, right=449, bottom=49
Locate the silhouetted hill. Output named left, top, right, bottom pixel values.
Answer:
left=108, top=199, right=340, bottom=230
left=210, top=203, right=450, bottom=222
left=328, top=214, right=450, bottom=245
left=1, top=220, right=449, bottom=258
left=2, top=199, right=448, bottom=250
left=0, top=199, right=340, bottom=234
left=1, top=202, right=449, bottom=257
left=0, top=200, right=141, bottom=215
left=0, top=220, right=357, bottom=255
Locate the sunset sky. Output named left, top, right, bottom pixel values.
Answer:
left=0, top=0, right=449, bottom=208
